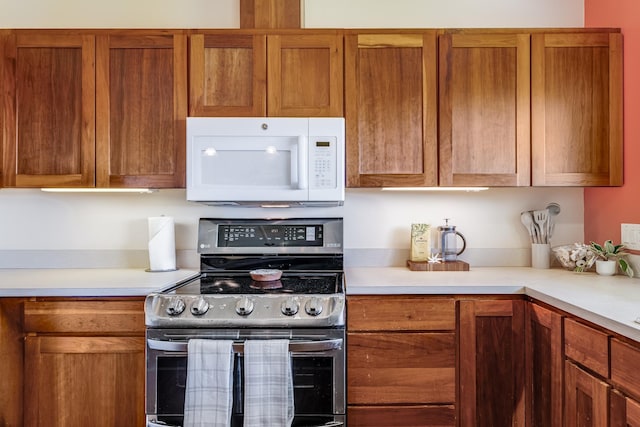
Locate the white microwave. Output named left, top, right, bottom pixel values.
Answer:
left=186, top=117, right=345, bottom=207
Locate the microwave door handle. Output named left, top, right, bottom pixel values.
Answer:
left=147, top=338, right=342, bottom=353
left=297, top=136, right=308, bottom=189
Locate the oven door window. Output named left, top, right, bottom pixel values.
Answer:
left=154, top=353, right=337, bottom=426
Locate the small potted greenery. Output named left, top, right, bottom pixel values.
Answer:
left=590, top=240, right=634, bottom=277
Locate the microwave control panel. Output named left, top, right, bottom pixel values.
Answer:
left=309, top=136, right=337, bottom=189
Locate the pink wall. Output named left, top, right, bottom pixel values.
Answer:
left=584, top=0, right=640, bottom=244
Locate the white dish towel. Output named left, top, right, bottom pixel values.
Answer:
left=243, top=339, right=294, bottom=427
left=183, top=339, right=234, bottom=427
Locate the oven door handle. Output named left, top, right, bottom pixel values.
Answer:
left=147, top=338, right=342, bottom=353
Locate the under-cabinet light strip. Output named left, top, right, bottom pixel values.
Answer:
left=41, top=188, right=157, bottom=194
left=381, top=187, right=489, bottom=192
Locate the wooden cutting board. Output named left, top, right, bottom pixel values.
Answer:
left=407, top=260, right=470, bottom=271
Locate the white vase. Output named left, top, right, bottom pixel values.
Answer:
left=595, top=259, right=617, bottom=276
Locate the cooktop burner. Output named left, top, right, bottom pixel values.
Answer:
left=171, top=272, right=343, bottom=295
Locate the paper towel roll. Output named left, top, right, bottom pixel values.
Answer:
left=148, top=216, right=177, bottom=272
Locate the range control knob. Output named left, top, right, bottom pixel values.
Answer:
left=304, top=298, right=324, bottom=316
left=190, top=297, right=210, bottom=316
left=235, top=296, right=255, bottom=316
left=166, top=297, right=186, bottom=316
left=281, top=298, right=299, bottom=316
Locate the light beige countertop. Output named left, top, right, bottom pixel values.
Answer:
left=0, top=268, right=199, bottom=297
left=2, top=266, right=640, bottom=342
left=345, top=266, right=640, bottom=342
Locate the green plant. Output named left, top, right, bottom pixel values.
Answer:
left=590, top=240, right=634, bottom=278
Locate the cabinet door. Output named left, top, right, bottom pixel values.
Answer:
left=267, top=33, right=343, bottom=117
left=611, top=389, right=640, bottom=427
left=345, top=32, right=438, bottom=187
left=189, top=33, right=267, bottom=116
left=2, top=31, right=95, bottom=187
left=96, top=32, right=187, bottom=188
left=24, top=335, right=145, bottom=427
left=526, top=302, right=564, bottom=427
left=532, top=32, right=623, bottom=186
left=565, top=361, right=609, bottom=427
left=439, top=33, right=531, bottom=186
left=459, top=299, right=526, bottom=427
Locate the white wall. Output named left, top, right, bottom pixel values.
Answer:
left=0, top=0, right=239, bottom=28
left=0, top=0, right=586, bottom=269
left=303, top=0, right=584, bottom=28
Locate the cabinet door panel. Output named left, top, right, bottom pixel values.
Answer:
left=565, top=361, right=609, bottom=427
left=459, top=299, right=525, bottom=427
left=526, top=302, right=564, bottom=427
left=345, top=32, right=437, bottom=187
left=439, top=33, right=530, bottom=186
left=96, top=32, right=187, bottom=188
left=348, top=405, right=455, bottom=427
left=2, top=32, right=95, bottom=187
left=267, top=33, right=343, bottom=116
left=189, top=33, right=267, bottom=116
left=24, top=336, right=145, bottom=427
left=348, top=332, right=455, bottom=405
left=532, top=32, right=623, bottom=186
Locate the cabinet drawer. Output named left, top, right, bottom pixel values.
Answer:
left=347, top=296, right=455, bottom=331
left=347, top=332, right=455, bottom=404
left=23, top=299, right=145, bottom=334
left=348, top=405, right=455, bottom=427
left=611, top=338, right=640, bottom=401
left=564, top=318, right=609, bottom=377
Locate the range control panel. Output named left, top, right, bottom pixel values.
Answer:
left=197, top=217, right=343, bottom=254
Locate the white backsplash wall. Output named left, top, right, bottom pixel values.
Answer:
left=303, top=0, right=583, bottom=28
left=0, top=188, right=584, bottom=269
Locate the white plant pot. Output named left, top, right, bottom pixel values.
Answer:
left=595, top=259, right=617, bottom=276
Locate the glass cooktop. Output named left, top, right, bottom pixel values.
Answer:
left=169, top=272, right=343, bottom=295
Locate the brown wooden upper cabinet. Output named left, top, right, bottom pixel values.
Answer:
left=531, top=32, right=623, bottom=186
left=2, top=31, right=96, bottom=187
left=96, top=32, right=187, bottom=188
left=439, top=32, right=531, bottom=186
left=1, top=30, right=187, bottom=188
left=189, top=31, right=343, bottom=117
left=345, top=32, right=438, bottom=187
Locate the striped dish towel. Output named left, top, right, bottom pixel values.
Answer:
left=243, top=339, right=294, bottom=427
left=183, top=339, right=234, bottom=427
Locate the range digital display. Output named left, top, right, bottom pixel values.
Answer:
left=218, top=225, right=323, bottom=247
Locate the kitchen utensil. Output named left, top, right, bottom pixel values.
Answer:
left=546, top=202, right=561, bottom=239
left=437, top=219, right=467, bottom=262
left=533, top=210, right=549, bottom=243
left=520, top=211, right=538, bottom=243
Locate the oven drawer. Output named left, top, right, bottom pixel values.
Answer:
left=24, top=299, right=145, bottom=334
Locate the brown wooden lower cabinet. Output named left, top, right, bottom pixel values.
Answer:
left=564, top=360, right=610, bottom=427
left=458, top=299, right=526, bottom=427
left=23, top=335, right=145, bottom=427
left=348, top=405, right=455, bottom=427
left=611, top=389, right=640, bottom=426
left=346, top=296, right=456, bottom=426
left=526, top=302, right=564, bottom=426
left=21, top=298, right=146, bottom=427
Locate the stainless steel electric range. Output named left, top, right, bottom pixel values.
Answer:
left=145, top=217, right=345, bottom=427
